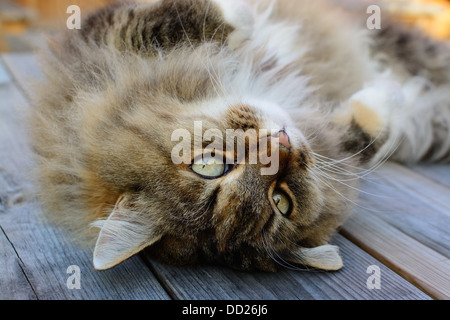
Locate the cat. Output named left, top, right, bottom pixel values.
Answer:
left=29, top=0, right=450, bottom=272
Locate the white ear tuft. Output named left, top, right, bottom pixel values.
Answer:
left=299, top=244, right=343, bottom=271
left=282, top=244, right=344, bottom=271
left=91, top=194, right=162, bottom=271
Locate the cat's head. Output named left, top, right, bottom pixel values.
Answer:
left=73, top=47, right=359, bottom=272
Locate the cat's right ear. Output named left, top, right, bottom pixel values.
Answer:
left=91, top=194, right=163, bottom=270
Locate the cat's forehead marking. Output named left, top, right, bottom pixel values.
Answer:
left=225, top=103, right=261, bottom=130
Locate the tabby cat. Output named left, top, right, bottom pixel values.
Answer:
left=30, top=0, right=450, bottom=271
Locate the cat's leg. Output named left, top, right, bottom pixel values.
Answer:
left=390, top=77, right=450, bottom=163
left=335, top=74, right=450, bottom=165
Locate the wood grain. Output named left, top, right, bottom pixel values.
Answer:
left=1, top=201, right=171, bottom=300
left=144, top=235, right=430, bottom=300
left=378, top=162, right=450, bottom=212
left=410, top=164, right=450, bottom=188
left=0, top=226, right=37, bottom=300
left=357, top=164, right=450, bottom=257
left=1, top=53, right=43, bottom=98
left=341, top=212, right=450, bottom=300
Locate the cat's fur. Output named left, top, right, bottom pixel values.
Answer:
left=30, top=0, right=450, bottom=271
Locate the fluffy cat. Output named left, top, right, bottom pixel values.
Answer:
left=30, top=0, right=450, bottom=271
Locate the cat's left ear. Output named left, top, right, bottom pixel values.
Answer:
left=282, top=244, right=343, bottom=271
left=91, top=194, right=163, bottom=270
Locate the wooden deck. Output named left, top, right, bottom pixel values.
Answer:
left=0, top=52, right=449, bottom=300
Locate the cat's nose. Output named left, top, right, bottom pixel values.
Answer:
left=274, top=130, right=291, bottom=150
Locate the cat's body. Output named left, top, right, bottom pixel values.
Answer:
left=30, top=0, right=450, bottom=271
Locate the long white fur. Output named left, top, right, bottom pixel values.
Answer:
left=289, top=245, right=343, bottom=271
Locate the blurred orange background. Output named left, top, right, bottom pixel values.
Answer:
left=0, top=0, right=449, bottom=52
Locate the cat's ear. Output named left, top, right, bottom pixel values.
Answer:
left=282, top=244, right=343, bottom=271
left=91, top=194, right=162, bottom=270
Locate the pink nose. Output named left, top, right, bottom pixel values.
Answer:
left=275, top=130, right=291, bottom=150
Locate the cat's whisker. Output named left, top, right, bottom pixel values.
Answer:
left=261, top=229, right=305, bottom=271
left=272, top=234, right=319, bottom=272
left=313, top=157, right=392, bottom=189
left=315, top=133, right=403, bottom=183
left=311, top=139, right=399, bottom=184
left=262, top=230, right=323, bottom=272
left=310, top=158, right=371, bottom=184
left=313, top=153, right=366, bottom=171
left=306, top=166, right=373, bottom=211
left=310, top=165, right=385, bottom=199
left=312, top=159, right=382, bottom=185
left=312, top=157, right=375, bottom=184
left=313, top=158, right=364, bottom=175
left=311, top=124, right=387, bottom=171
left=358, top=136, right=404, bottom=178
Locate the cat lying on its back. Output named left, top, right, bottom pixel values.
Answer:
left=30, top=0, right=450, bottom=271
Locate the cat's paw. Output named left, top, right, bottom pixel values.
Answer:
left=336, top=80, right=405, bottom=138
left=348, top=99, right=385, bottom=138
left=212, top=0, right=254, bottom=48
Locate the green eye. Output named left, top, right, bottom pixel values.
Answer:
left=272, top=189, right=291, bottom=217
left=191, top=157, right=227, bottom=179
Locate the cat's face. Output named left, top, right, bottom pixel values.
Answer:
left=61, top=42, right=366, bottom=270
left=82, top=50, right=357, bottom=272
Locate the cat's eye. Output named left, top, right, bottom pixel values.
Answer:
left=191, top=156, right=230, bottom=179
left=272, top=189, right=292, bottom=217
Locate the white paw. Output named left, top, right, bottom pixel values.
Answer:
left=212, top=0, right=254, bottom=47
left=348, top=80, right=405, bottom=137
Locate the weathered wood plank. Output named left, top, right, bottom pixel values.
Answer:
left=341, top=211, right=450, bottom=300
left=0, top=58, right=11, bottom=84
left=1, top=201, right=171, bottom=300
left=144, top=235, right=430, bottom=300
left=0, top=62, right=34, bottom=210
left=410, top=164, right=450, bottom=189
left=0, top=226, right=37, bottom=300
left=0, top=59, right=171, bottom=300
left=1, top=53, right=43, bottom=97
left=379, top=162, right=450, bottom=212
left=358, top=164, right=450, bottom=258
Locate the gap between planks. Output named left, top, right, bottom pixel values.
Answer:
left=341, top=212, right=450, bottom=300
